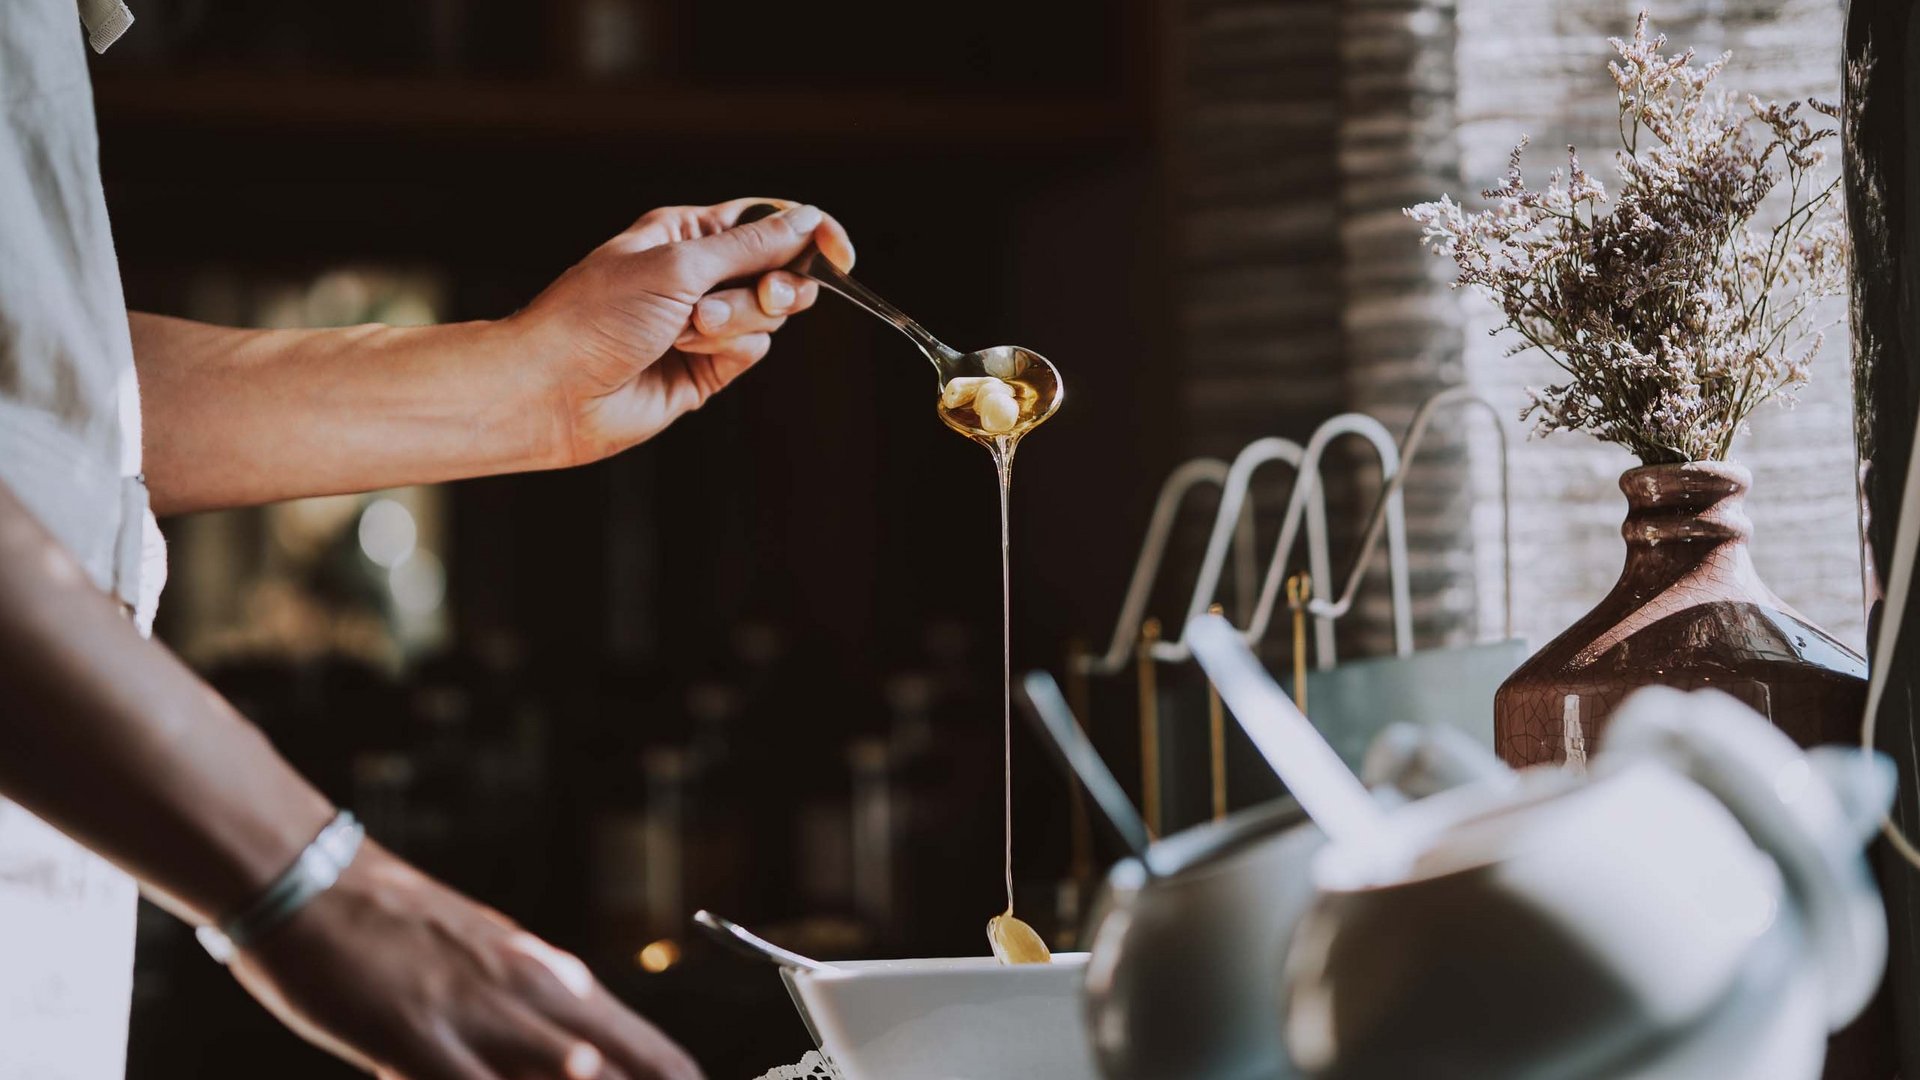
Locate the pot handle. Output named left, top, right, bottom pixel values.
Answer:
left=1603, top=686, right=1892, bottom=1032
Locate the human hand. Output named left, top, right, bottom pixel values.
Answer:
left=229, top=842, right=701, bottom=1080
left=509, top=197, right=855, bottom=467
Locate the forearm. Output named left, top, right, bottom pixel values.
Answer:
left=133, top=313, right=563, bottom=514
left=0, top=477, right=334, bottom=924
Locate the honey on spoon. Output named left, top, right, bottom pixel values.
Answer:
left=735, top=205, right=1063, bottom=963
left=939, top=355, right=1061, bottom=966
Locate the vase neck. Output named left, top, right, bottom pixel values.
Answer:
left=1619, top=463, right=1753, bottom=548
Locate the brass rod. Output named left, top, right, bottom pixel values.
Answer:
left=1137, top=618, right=1162, bottom=839
left=1205, top=603, right=1229, bottom=821
left=1287, top=573, right=1312, bottom=714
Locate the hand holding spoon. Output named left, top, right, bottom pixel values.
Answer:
left=734, top=203, right=1064, bottom=446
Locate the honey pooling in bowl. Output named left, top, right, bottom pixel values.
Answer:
left=988, top=911, right=1053, bottom=965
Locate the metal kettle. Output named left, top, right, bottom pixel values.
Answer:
left=1081, top=724, right=1506, bottom=1080
left=1021, top=670, right=1505, bottom=1080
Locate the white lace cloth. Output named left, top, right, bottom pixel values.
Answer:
left=752, top=1050, right=842, bottom=1079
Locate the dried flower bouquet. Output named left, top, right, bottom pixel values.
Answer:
left=1408, top=13, right=1845, bottom=465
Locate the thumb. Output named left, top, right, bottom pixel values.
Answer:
left=675, top=204, right=824, bottom=292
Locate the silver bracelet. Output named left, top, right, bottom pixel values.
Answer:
left=196, top=810, right=365, bottom=964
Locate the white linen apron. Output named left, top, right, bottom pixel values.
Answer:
left=0, top=1, right=160, bottom=1077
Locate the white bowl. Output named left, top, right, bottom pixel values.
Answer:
left=781, top=954, right=1099, bottom=1080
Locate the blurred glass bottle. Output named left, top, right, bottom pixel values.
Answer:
left=567, top=0, right=673, bottom=79
left=880, top=620, right=1005, bottom=957
left=680, top=680, right=753, bottom=923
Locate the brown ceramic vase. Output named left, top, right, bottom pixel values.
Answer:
left=1494, top=460, right=1890, bottom=1078
left=1493, top=462, right=1866, bottom=768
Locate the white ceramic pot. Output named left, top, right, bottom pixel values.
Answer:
left=1280, top=688, right=1892, bottom=1080
left=782, top=954, right=1100, bottom=1080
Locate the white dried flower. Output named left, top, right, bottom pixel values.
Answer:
left=1406, top=11, right=1845, bottom=464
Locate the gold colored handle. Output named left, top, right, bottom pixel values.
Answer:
left=1286, top=573, right=1312, bottom=714
left=1136, top=618, right=1163, bottom=840
left=1205, top=603, right=1229, bottom=822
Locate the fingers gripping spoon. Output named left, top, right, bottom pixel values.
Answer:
left=734, top=204, right=1064, bottom=445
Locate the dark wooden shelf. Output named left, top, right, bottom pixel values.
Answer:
left=91, top=69, right=1139, bottom=146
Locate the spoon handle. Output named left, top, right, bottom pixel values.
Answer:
left=692, top=910, right=835, bottom=973
left=736, top=203, right=963, bottom=368
left=1019, top=671, right=1154, bottom=861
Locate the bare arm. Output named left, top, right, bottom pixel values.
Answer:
left=133, top=315, right=555, bottom=513
left=135, top=200, right=850, bottom=514
left=0, top=479, right=700, bottom=1078
left=0, top=472, right=334, bottom=922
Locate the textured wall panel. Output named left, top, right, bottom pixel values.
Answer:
left=1171, top=0, right=1860, bottom=659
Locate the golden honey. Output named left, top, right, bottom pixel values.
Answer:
left=935, top=356, right=1060, bottom=965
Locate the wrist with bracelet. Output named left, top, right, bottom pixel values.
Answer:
left=196, top=809, right=365, bottom=964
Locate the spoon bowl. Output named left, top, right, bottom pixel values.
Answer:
left=936, top=346, right=1064, bottom=447
left=734, top=204, right=1064, bottom=443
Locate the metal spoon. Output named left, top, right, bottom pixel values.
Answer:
left=1018, top=670, right=1154, bottom=864
left=692, top=910, right=838, bottom=974
left=735, top=204, right=1064, bottom=441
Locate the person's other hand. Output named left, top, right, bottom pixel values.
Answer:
left=229, top=842, right=701, bottom=1080
left=508, top=197, right=855, bottom=467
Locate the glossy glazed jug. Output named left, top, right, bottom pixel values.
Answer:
left=1282, top=688, right=1892, bottom=1080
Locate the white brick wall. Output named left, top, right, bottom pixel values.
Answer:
left=1453, top=0, right=1865, bottom=650
left=1174, top=0, right=1864, bottom=655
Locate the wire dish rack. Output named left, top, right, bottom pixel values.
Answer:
left=1057, top=387, right=1520, bottom=841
